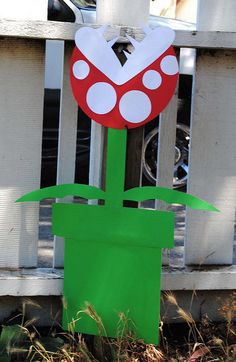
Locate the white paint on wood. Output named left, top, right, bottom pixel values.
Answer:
left=155, top=82, right=178, bottom=265
left=185, top=50, right=236, bottom=265
left=0, top=269, right=63, bottom=296
left=96, top=0, right=150, bottom=26
left=172, top=31, right=236, bottom=50
left=89, top=0, right=150, bottom=205
left=197, top=0, right=236, bottom=32
left=0, top=0, right=47, bottom=21
left=45, top=40, right=64, bottom=89
left=0, top=20, right=120, bottom=42
left=176, top=0, right=197, bottom=24
left=0, top=38, right=44, bottom=267
left=0, top=267, right=235, bottom=296
left=1, top=20, right=236, bottom=50
left=88, top=121, right=105, bottom=202
left=93, top=0, right=150, bottom=197
left=150, top=0, right=176, bottom=19
left=156, top=88, right=178, bottom=192
left=179, top=48, right=196, bottom=76
left=161, top=265, right=236, bottom=291
left=53, top=43, right=78, bottom=268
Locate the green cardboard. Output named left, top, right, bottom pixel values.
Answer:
left=53, top=203, right=174, bottom=343
left=17, top=183, right=105, bottom=202
left=16, top=128, right=219, bottom=344
left=124, top=187, right=219, bottom=212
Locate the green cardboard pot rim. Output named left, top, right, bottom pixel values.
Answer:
left=52, top=203, right=175, bottom=249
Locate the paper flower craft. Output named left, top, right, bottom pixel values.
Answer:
left=17, top=130, right=218, bottom=345
left=17, top=25, right=219, bottom=345
left=70, top=26, right=178, bottom=128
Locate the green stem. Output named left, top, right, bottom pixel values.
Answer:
left=105, top=128, right=127, bottom=207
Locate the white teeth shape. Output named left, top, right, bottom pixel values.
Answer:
left=108, top=37, right=119, bottom=47
left=75, top=27, right=121, bottom=83
left=126, top=34, right=140, bottom=48
left=142, top=26, right=152, bottom=35
left=117, top=26, right=176, bottom=85
left=96, top=25, right=108, bottom=35
left=75, top=25, right=176, bottom=86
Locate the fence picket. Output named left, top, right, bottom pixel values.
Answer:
left=0, top=38, right=44, bottom=267
left=185, top=49, right=236, bottom=265
left=53, top=42, right=78, bottom=268
left=155, top=84, right=178, bottom=265
left=89, top=122, right=105, bottom=194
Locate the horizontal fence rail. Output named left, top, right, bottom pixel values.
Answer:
left=0, top=20, right=235, bottom=292
left=1, top=19, right=236, bottom=49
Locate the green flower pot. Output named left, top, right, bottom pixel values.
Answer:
left=52, top=202, right=175, bottom=344
left=17, top=129, right=217, bottom=344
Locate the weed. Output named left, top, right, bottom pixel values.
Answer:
left=0, top=293, right=235, bottom=361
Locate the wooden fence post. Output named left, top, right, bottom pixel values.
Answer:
left=0, top=38, right=45, bottom=268
left=53, top=43, right=78, bottom=268
left=197, top=0, right=236, bottom=32
left=89, top=0, right=151, bottom=192
left=96, top=0, right=150, bottom=26
left=185, top=0, right=236, bottom=265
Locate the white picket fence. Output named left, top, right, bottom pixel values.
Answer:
left=0, top=19, right=235, bottom=297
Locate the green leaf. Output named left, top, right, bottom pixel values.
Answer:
left=16, top=184, right=105, bottom=203
left=124, top=186, right=219, bottom=212
left=0, top=325, right=27, bottom=354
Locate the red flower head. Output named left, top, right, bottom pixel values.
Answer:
left=70, top=26, right=178, bottom=129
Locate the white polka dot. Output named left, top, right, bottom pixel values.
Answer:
left=160, top=55, right=178, bottom=75
left=73, top=60, right=90, bottom=79
left=143, top=70, right=162, bottom=90
left=86, top=82, right=117, bottom=114
left=119, top=91, right=151, bottom=124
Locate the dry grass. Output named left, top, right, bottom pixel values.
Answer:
left=1, top=292, right=235, bottom=361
